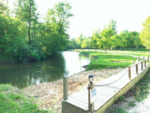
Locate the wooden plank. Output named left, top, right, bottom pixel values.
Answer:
left=69, top=96, right=103, bottom=108
left=62, top=101, right=88, bottom=113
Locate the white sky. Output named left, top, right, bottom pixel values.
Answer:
left=7, top=0, right=150, bottom=38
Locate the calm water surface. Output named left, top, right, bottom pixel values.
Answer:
left=0, top=51, right=91, bottom=88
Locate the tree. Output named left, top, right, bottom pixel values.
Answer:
left=100, top=28, right=114, bottom=53
left=108, top=19, right=117, bottom=34
left=111, top=35, right=120, bottom=51
left=75, top=34, right=83, bottom=48
left=15, top=0, right=39, bottom=44
left=140, top=16, right=150, bottom=49
left=0, top=14, right=28, bottom=58
left=119, top=30, right=129, bottom=49
left=43, top=2, right=73, bottom=54
left=81, top=40, right=87, bottom=49
left=0, top=0, right=8, bottom=14
left=68, top=38, right=77, bottom=49
left=91, top=30, right=100, bottom=51
left=128, top=31, right=140, bottom=48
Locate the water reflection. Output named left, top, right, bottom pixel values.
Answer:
left=0, top=51, right=90, bottom=88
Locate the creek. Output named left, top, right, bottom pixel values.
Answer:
left=0, top=51, right=91, bottom=88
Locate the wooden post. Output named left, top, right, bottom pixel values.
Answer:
left=88, top=84, right=94, bottom=113
left=141, top=61, right=143, bottom=70
left=148, top=55, right=149, bottom=63
left=63, top=77, right=68, bottom=101
left=136, top=64, right=138, bottom=75
left=138, top=57, right=140, bottom=62
left=128, top=66, right=131, bottom=80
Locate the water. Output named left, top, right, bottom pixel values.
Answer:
left=0, top=51, right=91, bottom=88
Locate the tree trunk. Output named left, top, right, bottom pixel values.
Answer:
left=28, top=0, right=31, bottom=44
left=105, top=49, right=106, bottom=54
left=34, top=22, right=35, bottom=40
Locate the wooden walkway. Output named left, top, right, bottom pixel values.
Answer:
left=62, top=60, right=149, bottom=113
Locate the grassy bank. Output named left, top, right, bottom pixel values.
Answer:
left=76, top=50, right=137, bottom=70
left=0, top=84, right=58, bottom=113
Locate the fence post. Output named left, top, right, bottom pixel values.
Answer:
left=143, top=57, right=145, bottom=60
left=128, top=66, right=131, bottom=80
left=63, top=76, right=68, bottom=101
left=138, top=57, right=140, bottom=62
left=136, top=64, right=138, bottom=74
left=148, top=55, right=149, bottom=63
left=141, top=61, right=143, bottom=70
left=88, top=84, right=94, bottom=112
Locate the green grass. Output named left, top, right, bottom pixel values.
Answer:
left=128, top=101, right=136, bottom=107
left=0, top=84, right=59, bottom=113
left=107, top=107, right=128, bottom=113
left=110, top=50, right=150, bottom=57
left=134, top=71, right=150, bottom=102
left=76, top=50, right=137, bottom=70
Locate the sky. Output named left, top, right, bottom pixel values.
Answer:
left=7, top=0, right=150, bottom=38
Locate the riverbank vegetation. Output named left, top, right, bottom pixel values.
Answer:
left=77, top=51, right=137, bottom=70
left=0, top=0, right=73, bottom=62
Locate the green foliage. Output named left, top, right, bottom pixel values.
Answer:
left=107, top=107, right=127, bottom=113
left=75, top=34, right=83, bottom=48
left=119, top=95, right=125, bottom=102
left=140, top=16, right=150, bottom=49
left=0, top=1, right=73, bottom=62
left=100, top=28, right=114, bottom=52
left=81, top=39, right=88, bottom=48
left=68, top=19, right=142, bottom=50
left=111, top=35, right=121, bottom=50
left=128, top=101, right=136, bottom=107
left=108, top=19, right=117, bottom=34
left=91, top=30, right=100, bottom=49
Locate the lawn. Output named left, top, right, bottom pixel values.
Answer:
left=109, top=49, right=150, bottom=57
left=76, top=50, right=137, bottom=70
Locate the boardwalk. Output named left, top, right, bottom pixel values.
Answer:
left=62, top=60, right=149, bottom=113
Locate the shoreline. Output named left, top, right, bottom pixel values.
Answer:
left=23, top=68, right=125, bottom=111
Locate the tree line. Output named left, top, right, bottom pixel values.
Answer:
left=0, top=0, right=73, bottom=61
left=68, top=19, right=142, bottom=52
left=1, top=0, right=150, bottom=62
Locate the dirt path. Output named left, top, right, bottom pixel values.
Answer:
left=23, top=68, right=124, bottom=111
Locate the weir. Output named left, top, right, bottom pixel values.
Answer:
left=62, top=56, right=149, bottom=113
